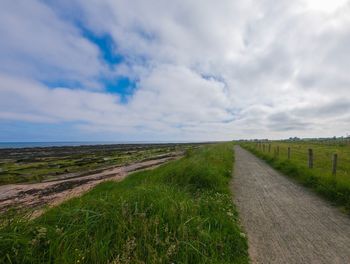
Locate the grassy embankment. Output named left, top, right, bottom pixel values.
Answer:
left=241, top=141, right=350, bottom=211
left=0, top=143, right=248, bottom=264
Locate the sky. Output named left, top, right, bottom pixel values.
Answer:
left=0, top=0, right=349, bottom=142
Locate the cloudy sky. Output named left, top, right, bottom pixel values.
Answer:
left=0, top=0, right=349, bottom=142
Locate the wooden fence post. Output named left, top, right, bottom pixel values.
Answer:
left=268, top=144, right=271, bottom=153
left=308, top=149, right=313, bottom=168
left=332, top=154, right=338, bottom=176
left=263, top=144, right=265, bottom=152
left=276, top=146, right=279, bottom=157
left=288, top=147, right=291, bottom=160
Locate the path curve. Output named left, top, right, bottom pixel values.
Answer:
left=232, top=145, right=350, bottom=264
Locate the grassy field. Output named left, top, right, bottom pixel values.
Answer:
left=0, top=143, right=248, bottom=264
left=240, top=141, right=350, bottom=211
left=0, top=144, right=193, bottom=185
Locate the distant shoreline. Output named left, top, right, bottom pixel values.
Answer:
left=0, top=141, right=204, bottom=149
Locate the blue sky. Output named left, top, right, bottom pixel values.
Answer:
left=0, top=0, right=349, bottom=142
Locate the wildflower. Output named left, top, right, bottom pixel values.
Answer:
left=166, top=244, right=177, bottom=257
left=239, top=232, right=246, bottom=238
left=30, top=238, right=37, bottom=246
left=55, top=226, right=64, bottom=234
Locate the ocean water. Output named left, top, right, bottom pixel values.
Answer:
left=0, top=141, right=154, bottom=149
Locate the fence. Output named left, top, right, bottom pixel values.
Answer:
left=252, top=142, right=350, bottom=177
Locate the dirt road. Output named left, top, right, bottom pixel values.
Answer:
left=0, top=155, right=180, bottom=214
left=232, top=146, right=350, bottom=264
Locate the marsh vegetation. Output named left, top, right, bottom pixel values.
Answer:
left=0, top=144, right=195, bottom=185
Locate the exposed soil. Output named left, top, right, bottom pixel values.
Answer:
left=232, top=146, right=350, bottom=264
left=0, top=142, right=196, bottom=185
left=0, top=155, right=181, bottom=214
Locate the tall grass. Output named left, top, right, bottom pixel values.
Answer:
left=0, top=143, right=248, bottom=264
left=241, top=142, right=350, bottom=212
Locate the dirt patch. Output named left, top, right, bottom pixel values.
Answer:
left=0, top=155, right=181, bottom=215
left=232, top=146, right=350, bottom=264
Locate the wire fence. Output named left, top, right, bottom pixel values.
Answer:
left=249, top=142, right=350, bottom=178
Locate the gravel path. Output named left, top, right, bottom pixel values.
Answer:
left=232, top=146, right=350, bottom=264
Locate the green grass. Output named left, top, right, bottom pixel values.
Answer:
left=0, top=143, right=248, bottom=264
left=0, top=145, right=188, bottom=185
left=241, top=141, right=350, bottom=212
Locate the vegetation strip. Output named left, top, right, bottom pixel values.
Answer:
left=0, top=143, right=248, bottom=263
left=0, top=156, right=180, bottom=214
left=0, top=144, right=195, bottom=185
left=240, top=142, right=350, bottom=213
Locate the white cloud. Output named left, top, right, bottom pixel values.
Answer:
left=0, top=0, right=108, bottom=89
left=303, top=0, right=348, bottom=13
left=0, top=0, right=350, bottom=140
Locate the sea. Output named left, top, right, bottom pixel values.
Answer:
left=0, top=141, right=161, bottom=149
left=0, top=141, right=189, bottom=149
